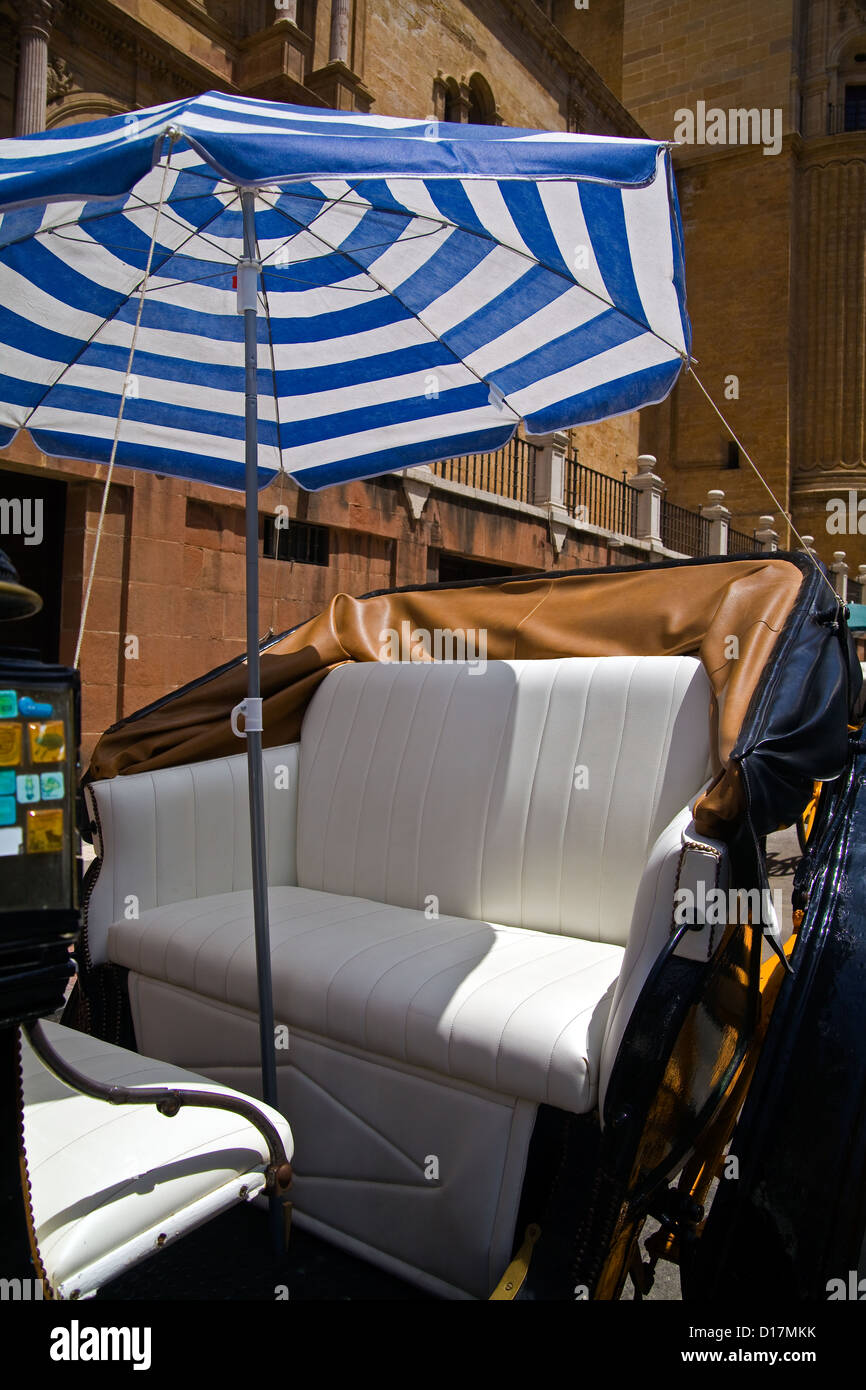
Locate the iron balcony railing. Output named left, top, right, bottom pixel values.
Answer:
left=427, top=439, right=722, bottom=559
left=828, top=101, right=866, bottom=136
left=431, top=435, right=537, bottom=505
left=727, top=527, right=763, bottom=555
left=564, top=452, right=638, bottom=536
left=660, top=497, right=711, bottom=557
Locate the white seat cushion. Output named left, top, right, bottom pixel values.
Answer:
left=297, top=656, right=713, bottom=947
left=108, top=886, right=624, bottom=1114
left=21, top=1022, right=293, bottom=1299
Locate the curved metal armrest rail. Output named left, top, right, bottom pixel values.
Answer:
left=23, top=1021, right=292, bottom=1195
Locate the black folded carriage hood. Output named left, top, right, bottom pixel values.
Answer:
left=730, top=552, right=858, bottom=843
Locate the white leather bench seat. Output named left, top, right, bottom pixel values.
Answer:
left=21, top=1022, right=293, bottom=1300
left=86, top=653, right=719, bottom=1298
left=108, top=885, right=625, bottom=1114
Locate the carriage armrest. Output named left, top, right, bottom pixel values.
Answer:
left=84, top=744, right=300, bottom=967
left=20, top=1021, right=293, bottom=1300
left=597, top=805, right=730, bottom=1118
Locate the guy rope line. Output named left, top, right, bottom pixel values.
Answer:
left=689, top=367, right=840, bottom=607
left=73, top=135, right=178, bottom=669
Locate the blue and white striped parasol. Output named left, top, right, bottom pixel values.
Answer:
left=0, top=90, right=692, bottom=1115
left=0, top=90, right=689, bottom=492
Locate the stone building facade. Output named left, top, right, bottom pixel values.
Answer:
left=621, top=0, right=866, bottom=586
left=0, top=1, right=862, bottom=757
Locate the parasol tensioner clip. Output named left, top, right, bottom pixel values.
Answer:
left=231, top=697, right=263, bottom=739
left=236, top=258, right=261, bottom=314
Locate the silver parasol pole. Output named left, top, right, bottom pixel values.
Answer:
left=236, top=188, right=279, bottom=1114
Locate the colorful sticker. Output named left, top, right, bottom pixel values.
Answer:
left=16, top=774, right=40, bottom=804
left=0, top=691, right=18, bottom=719
left=0, top=796, right=15, bottom=826
left=25, top=807, right=63, bottom=853
left=0, top=770, right=14, bottom=795
left=0, top=724, right=22, bottom=766
left=28, top=722, right=65, bottom=763
left=18, top=697, right=53, bottom=718
left=40, top=771, right=64, bottom=801
left=0, top=826, right=23, bottom=856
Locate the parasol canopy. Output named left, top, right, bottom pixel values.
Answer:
left=0, top=90, right=689, bottom=490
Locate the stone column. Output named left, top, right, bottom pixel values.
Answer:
left=831, top=550, right=848, bottom=601
left=858, top=564, right=866, bottom=594
left=755, top=515, right=779, bottom=553
left=15, top=0, right=59, bottom=136
left=632, top=454, right=664, bottom=544
left=452, top=82, right=473, bottom=122
left=701, top=489, right=730, bottom=555
left=329, top=0, right=351, bottom=64
left=431, top=73, right=448, bottom=121
left=307, top=0, right=372, bottom=111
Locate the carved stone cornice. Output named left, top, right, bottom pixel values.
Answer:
left=145, top=0, right=240, bottom=44
left=62, top=0, right=231, bottom=94
left=792, top=465, right=866, bottom=489
left=133, top=35, right=195, bottom=87
left=800, top=130, right=866, bottom=168
left=496, top=0, right=645, bottom=137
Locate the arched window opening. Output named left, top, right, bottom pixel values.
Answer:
left=831, top=38, right=866, bottom=132
left=468, top=73, right=497, bottom=126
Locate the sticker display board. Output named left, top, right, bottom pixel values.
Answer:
left=0, top=675, right=77, bottom=914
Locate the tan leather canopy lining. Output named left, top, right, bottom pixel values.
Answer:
left=87, top=557, right=805, bottom=836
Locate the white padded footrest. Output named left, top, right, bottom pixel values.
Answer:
left=20, top=1022, right=293, bottom=1300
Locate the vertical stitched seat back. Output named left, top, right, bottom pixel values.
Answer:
left=296, top=656, right=713, bottom=947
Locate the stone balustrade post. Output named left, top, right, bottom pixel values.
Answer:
left=755, top=515, right=779, bottom=553
left=831, top=550, right=849, bottom=602
left=701, top=489, right=730, bottom=555
left=531, top=431, right=568, bottom=511
left=632, top=454, right=664, bottom=544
